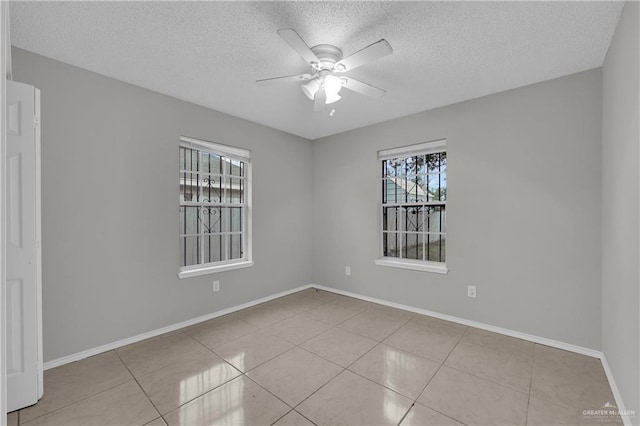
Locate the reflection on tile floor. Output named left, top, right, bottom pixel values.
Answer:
left=11, top=288, right=622, bottom=425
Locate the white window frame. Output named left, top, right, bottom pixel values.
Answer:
left=178, top=136, right=253, bottom=279
left=375, top=139, right=448, bottom=274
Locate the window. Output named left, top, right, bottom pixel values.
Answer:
left=178, top=137, right=252, bottom=278
left=375, top=139, right=447, bottom=274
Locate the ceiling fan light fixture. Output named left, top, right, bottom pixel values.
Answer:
left=324, top=75, right=342, bottom=105
left=324, top=75, right=342, bottom=95
left=325, top=92, right=342, bottom=104
left=301, top=78, right=320, bottom=100
left=323, top=75, right=343, bottom=104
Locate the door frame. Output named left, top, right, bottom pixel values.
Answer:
left=1, top=1, right=10, bottom=424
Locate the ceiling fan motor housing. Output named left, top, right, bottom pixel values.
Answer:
left=310, top=44, right=343, bottom=71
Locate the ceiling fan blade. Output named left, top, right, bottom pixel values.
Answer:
left=335, top=39, right=393, bottom=72
left=313, top=89, right=326, bottom=112
left=342, top=77, right=387, bottom=98
left=277, top=28, right=321, bottom=66
left=256, top=73, right=313, bottom=86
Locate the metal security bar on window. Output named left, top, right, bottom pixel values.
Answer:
left=380, top=148, right=447, bottom=263
left=179, top=144, right=246, bottom=267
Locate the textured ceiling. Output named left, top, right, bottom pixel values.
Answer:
left=11, top=1, right=623, bottom=140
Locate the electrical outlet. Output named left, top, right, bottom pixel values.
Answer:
left=345, top=266, right=351, bottom=276
left=467, top=285, right=477, bottom=298
left=213, top=281, right=220, bottom=292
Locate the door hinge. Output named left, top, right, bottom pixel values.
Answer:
left=34, top=117, right=40, bottom=128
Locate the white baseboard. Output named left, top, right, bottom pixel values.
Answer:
left=600, top=355, right=634, bottom=426
left=43, top=284, right=313, bottom=370
left=311, top=284, right=601, bottom=357
left=312, top=284, right=636, bottom=426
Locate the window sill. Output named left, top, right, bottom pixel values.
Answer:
left=178, top=260, right=254, bottom=279
left=374, top=258, right=448, bottom=274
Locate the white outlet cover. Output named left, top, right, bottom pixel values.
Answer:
left=467, top=286, right=476, bottom=298
left=345, top=266, right=351, bottom=276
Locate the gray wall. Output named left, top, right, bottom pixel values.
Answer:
left=602, top=1, right=640, bottom=417
left=312, top=69, right=603, bottom=350
left=12, top=48, right=313, bottom=362
left=10, top=40, right=624, bottom=369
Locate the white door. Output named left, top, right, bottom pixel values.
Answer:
left=6, top=80, right=42, bottom=411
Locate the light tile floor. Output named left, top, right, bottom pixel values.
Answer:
left=9, top=289, right=622, bottom=426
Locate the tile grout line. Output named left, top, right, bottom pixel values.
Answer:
left=231, top=293, right=340, bottom=340
left=143, top=415, right=164, bottom=426
left=189, top=292, right=344, bottom=370
left=435, top=327, right=536, bottom=395
left=241, top=372, right=299, bottom=412
left=184, top=291, right=351, bottom=423
left=518, top=344, right=608, bottom=421
left=268, top=409, right=296, bottom=426
left=239, top=295, right=365, bottom=419
left=295, top=320, right=411, bottom=422
left=184, top=329, right=259, bottom=419
left=256, top=294, right=471, bottom=425
left=395, top=402, right=415, bottom=426
left=337, top=311, right=415, bottom=345
left=188, top=291, right=342, bottom=365
left=339, top=337, right=418, bottom=426
left=16, top=351, right=136, bottom=425
left=112, top=349, right=162, bottom=420
left=409, top=323, right=470, bottom=425
left=236, top=320, right=369, bottom=426
left=203, top=289, right=338, bottom=338
left=433, top=331, right=537, bottom=397
left=160, top=375, right=248, bottom=423
left=440, top=363, right=531, bottom=397
left=343, top=334, right=441, bottom=402
left=524, top=344, right=539, bottom=426
left=262, top=302, right=351, bottom=414
left=269, top=408, right=318, bottom=426
left=292, top=410, right=318, bottom=426
left=287, top=366, right=347, bottom=413
left=411, top=326, right=536, bottom=426
left=156, top=372, right=241, bottom=420
left=261, top=299, right=356, bottom=416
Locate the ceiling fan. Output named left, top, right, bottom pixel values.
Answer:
left=257, top=29, right=393, bottom=112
